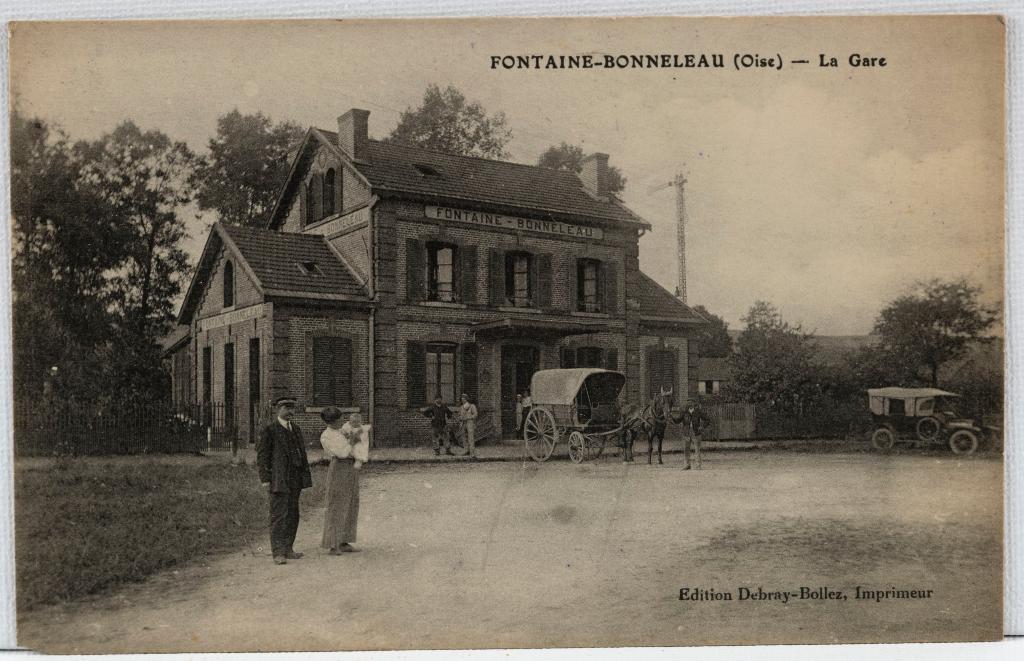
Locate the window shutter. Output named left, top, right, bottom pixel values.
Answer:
left=335, top=167, right=344, bottom=213
left=488, top=248, right=505, bottom=306
left=309, top=173, right=321, bottom=221
left=536, top=253, right=552, bottom=309
left=461, top=245, right=478, bottom=304
left=605, top=348, right=619, bottom=371
left=461, top=343, right=478, bottom=402
left=336, top=338, right=352, bottom=405
left=299, top=183, right=307, bottom=228
left=323, top=170, right=335, bottom=216
left=406, top=239, right=424, bottom=302
left=407, top=341, right=426, bottom=407
left=603, top=262, right=618, bottom=315
left=560, top=347, right=576, bottom=368
left=573, top=260, right=582, bottom=312
left=312, top=337, right=332, bottom=405
left=451, top=244, right=463, bottom=303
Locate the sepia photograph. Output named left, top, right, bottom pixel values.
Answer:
left=5, top=15, right=1007, bottom=652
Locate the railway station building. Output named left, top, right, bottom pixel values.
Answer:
left=171, top=109, right=707, bottom=446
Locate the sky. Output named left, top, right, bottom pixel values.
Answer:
left=8, top=16, right=1005, bottom=335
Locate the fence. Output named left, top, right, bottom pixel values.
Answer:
left=13, top=401, right=243, bottom=457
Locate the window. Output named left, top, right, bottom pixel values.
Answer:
left=223, top=260, right=234, bottom=308
left=425, top=344, right=456, bottom=404
left=296, top=260, right=323, bottom=277
left=305, top=178, right=318, bottom=225
left=414, top=163, right=441, bottom=177
left=202, top=347, right=212, bottom=404
left=576, top=346, right=604, bottom=368
left=311, top=336, right=352, bottom=406
left=427, top=242, right=457, bottom=303
left=577, top=259, right=602, bottom=312
left=647, top=348, right=677, bottom=398
left=504, top=252, right=533, bottom=307
left=323, top=169, right=336, bottom=216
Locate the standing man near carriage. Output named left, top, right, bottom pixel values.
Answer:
left=680, top=401, right=710, bottom=470
left=257, top=396, right=313, bottom=565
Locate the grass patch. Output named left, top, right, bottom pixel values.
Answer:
left=14, top=456, right=327, bottom=612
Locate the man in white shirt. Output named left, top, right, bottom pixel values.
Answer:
left=459, top=393, right=479, bottom=459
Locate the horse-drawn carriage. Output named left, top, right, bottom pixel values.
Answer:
left=522, top=368, right=627, bottom=463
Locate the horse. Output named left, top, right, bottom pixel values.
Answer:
left=619, top=387, right=676, bottom=465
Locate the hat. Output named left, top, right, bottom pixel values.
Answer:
left=321, top=406, right=344, bottom=424
left=273, top=396, right=298, bottom=407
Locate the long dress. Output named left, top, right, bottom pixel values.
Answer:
left=320, top=424, right=370, bottom=548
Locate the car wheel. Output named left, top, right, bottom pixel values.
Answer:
left=871, top=427, right=895, bottom=451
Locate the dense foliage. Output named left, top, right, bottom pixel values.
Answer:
left=386, top=84, right=512, bottom=158
left=537, top=142, right=627, bottom=194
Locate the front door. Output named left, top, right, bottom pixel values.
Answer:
left=501, top=345, right=539, bottom=437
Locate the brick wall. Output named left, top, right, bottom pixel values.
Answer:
left=279, top=144, right=372, bottom=233
left=274, top=304, right=371, bottom=447
left=194, top=246, right=261, bottom=320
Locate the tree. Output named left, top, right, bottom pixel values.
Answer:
left=873, top=279, right=999, bottom=387
left=192, top=110, right=304, bottom=226
left=387, top=84, right=512, bottom=158
left=690, top=305, right=732, bottom=358
left=537, top=142, right=627, bottom=194
left=76, top=121, right=198, bottom=403
left=10, top=113, right=125, bottom=401
left=726, top=301, right=820, bottom=413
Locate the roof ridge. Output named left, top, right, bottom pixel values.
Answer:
left=317, top=128, right=581, bottom=175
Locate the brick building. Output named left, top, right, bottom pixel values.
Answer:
left=172, top=109, right=707, bottom=446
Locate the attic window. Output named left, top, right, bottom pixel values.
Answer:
left=297, top=260, right=323, bottom=277
left=413, top=163, right=441, bottom=177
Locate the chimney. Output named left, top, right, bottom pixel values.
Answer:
left=579, top=152, right=610, bottom=199
left=337, top=109, right=370, bottom=163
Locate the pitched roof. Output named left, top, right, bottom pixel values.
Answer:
left=219, top=223, right=366, bottom=299
left=697, top=357, right=732, bottom=380
left=313, top=130, right=647, bottom=227
left=177, top=222, right=368, bottom=323
left=636, top=272, right=706, bottom=325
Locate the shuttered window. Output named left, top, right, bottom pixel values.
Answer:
left=425, top=343, right=456, bottom=404
left=647, top=348, right=677, bottom=398
left=305, top=178, right=318, bottom=225
left=576, top=346, right=604, bottom=368
left=311, top=336, right=352, bottom=406
left=577, top=259, right=602, bottom=312
left=427, top=242, right=457, bottom=303
left=504, top=251, right=532, bottom=307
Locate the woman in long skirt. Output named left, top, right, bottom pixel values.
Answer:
left=319, top=408, right=370, bottom=554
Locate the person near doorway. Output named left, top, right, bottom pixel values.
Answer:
left=319, top=408, right=369, bottom=555
left=519, top=390, right=533, bottom=434
left=419, top=396, right=453, bottom=455
left=256, top=396, right=312, bottom=565
left=459, top=393, right=479, bottom=458
left=514, top=394, right=524, bottom=437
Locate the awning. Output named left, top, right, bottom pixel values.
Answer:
left=468, top=317, right=612, bottom=340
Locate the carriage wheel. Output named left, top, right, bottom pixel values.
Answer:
left=949, top=430, right=979, bottom=456
left=916, top=416, right=941, bottom=442
left=568, top=431, right=586, bottom=464
left=524, top=408, right=558, bottom=462
left=871, top=426, right=895, bottom=452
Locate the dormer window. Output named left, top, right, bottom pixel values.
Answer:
left=414, top=163, right=440, bottom=177
left=223, top=259, right=235, bottom=307
left=297, top=260, right=323, bottom=277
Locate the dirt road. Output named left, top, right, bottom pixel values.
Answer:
left=18, top=451, right=1002, bottom=652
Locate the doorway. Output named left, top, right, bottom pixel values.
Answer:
left=500, top=344, right=539, bottom=437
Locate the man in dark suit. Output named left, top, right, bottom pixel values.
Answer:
left=257, top=396, right=313, bottom=565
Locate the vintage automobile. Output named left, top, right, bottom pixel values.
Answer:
left=867, top=387, right=983, bottom=455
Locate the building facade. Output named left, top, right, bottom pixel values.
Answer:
left=173, top=109, right=707, bottom=446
